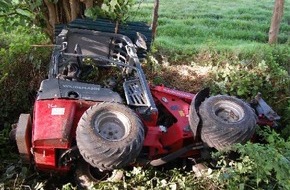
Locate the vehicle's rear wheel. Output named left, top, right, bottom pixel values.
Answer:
left=75, top=159, right=123, bottom=189
left=76, top=102, right=144, bottom=170
left=197, top=95, right=257, bottom=150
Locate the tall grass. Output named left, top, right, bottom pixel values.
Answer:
left=131, top=0, right=290, bottom=55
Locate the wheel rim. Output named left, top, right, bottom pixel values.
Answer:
left=213, top=101, right=245, bottom=123
left=94, top=111, right=131, bottom=141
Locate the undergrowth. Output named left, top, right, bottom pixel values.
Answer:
left=2, top=128, right=288, bottom=190
left=0, top=26, right=49, bottom=129
left=213, top=127, right=290, bottom=190
left=147, top=44, right=290, bottom=138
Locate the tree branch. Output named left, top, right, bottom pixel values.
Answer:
left=0, top=12, right=18, bottom=17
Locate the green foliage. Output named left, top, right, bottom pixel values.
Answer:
left=75, top=167, right=218, bottom=190
left=196, top=46, right=290, bottom=130
left=1, top=129, right=289, bottom=189
left=85, top=0, right=135, bottom=23
left=209, top=57, right=289, bottom=100
left=0, top=0, right=35, bottom=31
left=281, top=100, right=290, bottom=139
left=0, top=23, right=49, bottom=126
left=213, top=128, right=290, bottom=189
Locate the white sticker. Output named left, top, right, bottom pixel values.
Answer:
left=51, top=108, right=65, bottom=115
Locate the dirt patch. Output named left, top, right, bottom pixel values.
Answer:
left=145, top=63, right=211, bottom=94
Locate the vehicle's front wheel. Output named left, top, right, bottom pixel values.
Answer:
left=198, top=95, right=257, bottom=150
left=76, top=102, right=144, bottom=170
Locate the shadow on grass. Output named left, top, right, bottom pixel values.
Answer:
left=144, top=63, right=211, bottom=94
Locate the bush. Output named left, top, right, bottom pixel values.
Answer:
left=194, top=46, right=290, bottom=133
left=0, top=25, right=49, bottom=128
left=214, top=128, right=290, bottom=189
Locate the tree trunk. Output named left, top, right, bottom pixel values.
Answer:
left=62, top=0, right=72, bottom=22
left=268, top=0, right=284, bottom=44
left=40, top=0, right=105, bottom=41
left=43, top=0, right=57, bottom=40
left=44, top=0, right=57, bottom=30
left=151, top=0, right=159, bottom=41
left=69, top=0, right=79, bottom=21
left=80, top=0, right=94, bottom=9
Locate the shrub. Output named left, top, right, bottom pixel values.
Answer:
left=214, top=128, right=290, bottom=189
left=0, top=25, right=49, bottom=128
left=197, top=46, right=290, bottom=132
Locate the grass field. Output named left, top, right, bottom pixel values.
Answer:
left=131, top=0, right=290, bottom=54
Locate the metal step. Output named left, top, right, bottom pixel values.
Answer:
left=123, top=79, right=148, bottom=106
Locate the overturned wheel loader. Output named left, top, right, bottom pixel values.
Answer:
left=12, top=19, right=280, bottom=187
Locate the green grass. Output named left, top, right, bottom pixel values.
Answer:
left=131, top=0, right=290, bottom=54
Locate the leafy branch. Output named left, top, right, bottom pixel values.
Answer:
left=85, top=0, right=135, bottom=33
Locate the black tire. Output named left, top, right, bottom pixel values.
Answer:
left=76, top=102, right=144, bottom=170
left=198, top=95, right=257, bottom=150
left=75, top=159, right=124, bottom=189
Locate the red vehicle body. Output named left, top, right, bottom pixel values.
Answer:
left=24, top=85, right=204, bottom=172
left=13, top=23, right=280, bottom=185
